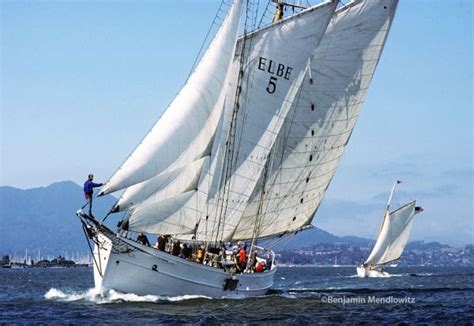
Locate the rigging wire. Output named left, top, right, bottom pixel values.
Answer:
left=186, top=0, right=233, bottom=80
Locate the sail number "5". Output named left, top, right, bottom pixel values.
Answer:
left=266, top=77, right=277, bottom=94
left=258, top=56, right=293, bottom=95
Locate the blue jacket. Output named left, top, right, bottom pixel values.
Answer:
left=84, top=180, right=102, bottom=195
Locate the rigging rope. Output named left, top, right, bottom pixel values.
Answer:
left=187, top=0, right=233, bottom=80
left=213, top=0, right=260, bottom=244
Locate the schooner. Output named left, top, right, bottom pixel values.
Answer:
left=357, top=181, right=424, bottom=278
left=77, top=0, right=399, bottom=297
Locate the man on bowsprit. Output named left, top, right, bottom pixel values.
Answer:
left=83, top=174, right=104, bottom=217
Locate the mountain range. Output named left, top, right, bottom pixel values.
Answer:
left=0, top=181, right=452, bottom=257
left=0, top=181, right=118, bottom=256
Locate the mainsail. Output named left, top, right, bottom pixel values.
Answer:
left=365, top=201, right=418, bottom=265
left=232, top=0, right=399, bottom=239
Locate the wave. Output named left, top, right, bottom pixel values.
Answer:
left=44, top=288, right=212, bottom=304
left=270, top=286, right=474, bottom=296
left=347, top=273, right=427, bottom=278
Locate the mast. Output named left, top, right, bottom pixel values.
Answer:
left=245, top=158, right=271, bottom=270
left=271, top=0, right=307, bottom=23
left=369, top=180, right=402, bottom=264
left=385, top=180, right=402, bottom=214
left=214, top=0, right=260, bottom=243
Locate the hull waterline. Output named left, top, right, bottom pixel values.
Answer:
left=356, top=265, right=390, bottom=278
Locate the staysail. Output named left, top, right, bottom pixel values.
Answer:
left=114, top=157, right=209, bottom=213
left=232, top=0, right=400, bottom=239
left=99, top=0, right=243, bottom=196
left=365, top=201, right=418, bottom=265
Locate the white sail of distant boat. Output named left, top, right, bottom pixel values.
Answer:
left=357, top=181, right=423, bottom=278
left=76, top=0, right=400, bottom=298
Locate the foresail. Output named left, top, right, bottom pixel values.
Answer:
left=365, top=201, right=417, bottom=265
left=99, top=0, right=243, bottom=196
left=194, top=0, right=338, bottom=242
left=125, top=155, right=213, bottom=235
left=114, top=157, right=209, bottom=212
left=126, top=191, right=199, bottom=235
left=232, top=0, right=399, bottom=240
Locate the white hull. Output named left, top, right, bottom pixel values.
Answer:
left=93, top=232, right=276, bottom=298
left=356, top=265, right=390, bottom=278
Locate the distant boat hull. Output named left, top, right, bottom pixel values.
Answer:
left=356, top=265, right=390, bottom=278
left=93, top=231, right=276, bottom=298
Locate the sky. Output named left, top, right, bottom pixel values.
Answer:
left=1, top=0, right=472, bottom=246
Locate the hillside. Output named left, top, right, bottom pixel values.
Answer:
left=0, top=181, right=119, bottom=255
left=0, top=181, right=462, bottom=262
left=270, top=227, right=373, bottom=251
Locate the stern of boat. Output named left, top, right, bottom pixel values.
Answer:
left=357, top=264, right=391, bottom=278
left=356, top=264, right=367, bottom=278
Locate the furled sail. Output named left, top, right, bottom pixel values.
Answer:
left=365, top=201, right=419, bottom=265
left=232, top=0, right=399, bottom=240
left=99, top=0, right=243, bottom=196
left=194, top=0, right=338, bottom=242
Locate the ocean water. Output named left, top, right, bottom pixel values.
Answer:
left=0, top=266, right=472, bottom=324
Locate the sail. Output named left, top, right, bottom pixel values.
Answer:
left=232, top=0, right=399, bottom=240
left=99, top=0, right=243, bottom=196
left=125, top=155, right=213, bottom=235
left=119, top=52, right=238, bottom=235
left=114, top=157, right=209, bottom=212
left=126, top=190, right=199, bottom=235
left=193, top=0, right=338, bottom=242
left=365, top=201, right=418, bottom=265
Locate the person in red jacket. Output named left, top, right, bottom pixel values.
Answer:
left=255, top=261, right=266, bottom=273
left=236, top=244, right=247, bottom=272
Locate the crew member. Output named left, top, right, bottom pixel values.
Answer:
left=272, top=1, right=285, bottom=22
left=83, top=174, right=104, bottom=217
left=137, top=232, right=150, bottom=246
left=236, top=244, right=247, bottom=272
